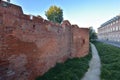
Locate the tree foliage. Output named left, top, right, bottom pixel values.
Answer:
left=45, top=5, right=63, bottom=24
left=89, top=27, right=97, bottom=41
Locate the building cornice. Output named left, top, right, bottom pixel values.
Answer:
left=98, top=15, right=120, bottom=29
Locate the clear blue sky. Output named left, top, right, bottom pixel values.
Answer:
left=4, top=0, right=120, bottom=32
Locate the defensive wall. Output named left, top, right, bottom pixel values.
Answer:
left=0, top=1, right=89, bottom=80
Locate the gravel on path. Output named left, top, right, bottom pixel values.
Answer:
left=81, top=43, right=101, bottom=80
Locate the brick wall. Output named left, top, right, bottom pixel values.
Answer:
left=0, top=1, right=89, bottom=80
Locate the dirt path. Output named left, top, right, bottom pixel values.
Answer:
left=81, top=43, right=101, bottom=80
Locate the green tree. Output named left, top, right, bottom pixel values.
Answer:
left=45, top=5, right=63, bottom=24
left=89, top=27, right=97, bottom=41
left=7, top=0, right=10, bottom=3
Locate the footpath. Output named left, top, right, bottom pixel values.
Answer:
left=81, top=43, right=101, bottom=80
left=98, top=40, right=120, bottom=48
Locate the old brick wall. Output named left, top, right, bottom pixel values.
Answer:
left=71, top=25, right=89, bottom=58
left=0, top=1, right=89, bottom=80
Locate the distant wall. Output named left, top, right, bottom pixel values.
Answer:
left=0, top=1, right=89, bottom=80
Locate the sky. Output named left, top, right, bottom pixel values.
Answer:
left=3, top=0, right=120, bottom=32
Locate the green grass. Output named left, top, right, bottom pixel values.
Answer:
left=93, top=41, right=120, bottom=80
left=36, top=52, right=91, bottom=80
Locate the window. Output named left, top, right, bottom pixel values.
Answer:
left=33, top=25, right=35, bottom=29
left=111, top=23, right=113, bottom=26
left=116, top=26, right=119, bottom=31
left=119, top=26, right=120, bottom=30
left=114, top=22, right=115, bottom=24
left=116, top=20, right=118, bottom=23
left=113, top=22, right=115, bottom=24
left=111, top=28, right=112, bottom=32
left=112, top=27, right=114, bottom=31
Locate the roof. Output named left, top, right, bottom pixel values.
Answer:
left=98, top=15, right=120, bottom=29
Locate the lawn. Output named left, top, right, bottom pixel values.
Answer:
left=36, top=51, right=91, bottom=80
left=93, top=41, right=120, bottom=80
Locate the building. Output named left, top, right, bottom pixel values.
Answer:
left=98, top=15, right=120, bottom=42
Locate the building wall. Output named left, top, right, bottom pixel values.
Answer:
left=0, top=1, right=89, bottom=80
left=98, top=15, right=120, bottom=42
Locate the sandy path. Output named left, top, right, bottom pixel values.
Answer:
left=81, top=43, right=101, bottom=80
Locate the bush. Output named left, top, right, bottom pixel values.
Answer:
left=36, top=53, right=91, bottom=80
left=93, top=41, right=120, bottom=80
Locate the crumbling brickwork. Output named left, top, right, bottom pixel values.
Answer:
left=0, top=1, right=89, bottom=80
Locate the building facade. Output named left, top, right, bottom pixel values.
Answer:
left=98, top=15, right=120, bottom=42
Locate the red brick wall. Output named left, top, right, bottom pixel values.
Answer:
left=70, top=25, right=89, bottom=58
left=0, top=1, right=89, bottom=80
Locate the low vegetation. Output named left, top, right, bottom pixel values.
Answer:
left=89, top=27, right=97, bottom=42
left=36, top=52, right=91, bottom=80
left=93, top=41, right=120, bottom=80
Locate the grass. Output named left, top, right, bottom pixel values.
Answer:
left=36, top=51, right=91, bottom=80
left=93, top=41, right=120, bottom=80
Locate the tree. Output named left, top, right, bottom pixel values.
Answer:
left=89, top=27, right=97, bottom=41
left=7, top=0, right=10, bottom=2
left=45, top=5, right=63, bottom=24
